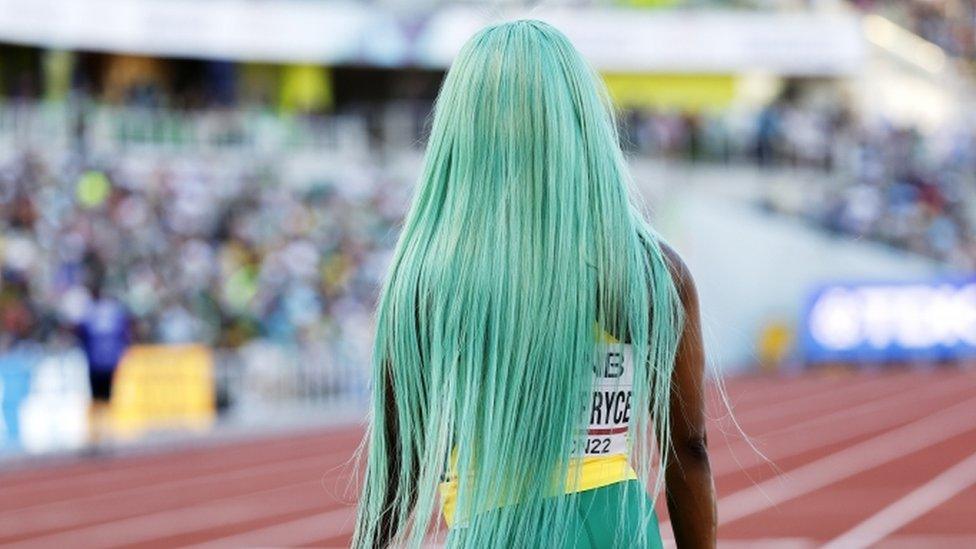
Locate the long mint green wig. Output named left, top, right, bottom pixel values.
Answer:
left=354, top=20, right=683, bottom=548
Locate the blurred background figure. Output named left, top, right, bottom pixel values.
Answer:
left=0, top=0, right=974, bottom=547
left=74, top=266, right=131, bottom=449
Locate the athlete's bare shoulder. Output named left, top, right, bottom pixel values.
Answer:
left=660, top=242, right=698, bottom=312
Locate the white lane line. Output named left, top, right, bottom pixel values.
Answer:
left=724, top=377, right=847, bottom=409
left=704, top=540, right=815, bottom=549
left=6, top=481, right=329, bottom=549
left=662, top=532, right=817, bottom=549
left=705, top=374, right=916, bottom=487
left=731, top=374, right=915, bottom=427
left=727, top=377, right=869, bottom=419
left=183, top=506, right=356, bottom=549
left=726, top=371, right=890, bottom=406
left=711, top=376, right=966, bottom=476
left=716, top=372, right=921, bottom=446
left=666, top=535, right=976, bottom=549
left=822, top=450, right=976, bottom=549
left=0, top=451, right=351, bottom=537
left=855, top=535, right=976, bottom=547
left=0, top=431, right=358, bottom=500
left=717, top=394, right=976, bottom=526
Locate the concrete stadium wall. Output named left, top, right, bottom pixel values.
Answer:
left=634, top=162, right=950, bottom=374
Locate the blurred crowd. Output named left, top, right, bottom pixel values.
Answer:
left=620, top=97, right=976, bottom=270
left=2, top=85, right=976, bottom=351
left=0, top=148, right=411, bottom=352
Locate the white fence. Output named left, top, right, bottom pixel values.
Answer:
left=0, top=340, right=370, bottom=455
left=215, top=339, right=370, bottom=422
left=0, top=101, right=428, bottom=161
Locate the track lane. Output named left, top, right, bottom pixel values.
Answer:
left=713, top=374, right=976, bottom=491
left=708, top=372, right=965, bottom=476
left=0, top=441, right=362, bottom=542
left=3, top=371, right=974, bottom=547
left=0, top=427, right=363, bottom=511
left=823, top=449, right=976, bottom=547
left=892, top=483, right=976, bottom=539
left=716, top=394, right=976, bottom=527
left=722, top=418, right=976, bottom=542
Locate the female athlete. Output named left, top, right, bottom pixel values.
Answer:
left=354, top=20, right=716, bottom=548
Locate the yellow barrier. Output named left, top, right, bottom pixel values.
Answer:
left=110, top=344, right=216, bottom=439
left=758, top=321, right=794, bottom=373
left=602, top=73, right=738, bottom=111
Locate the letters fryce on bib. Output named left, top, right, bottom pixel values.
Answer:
left=581, top=343, right=633, bottom=457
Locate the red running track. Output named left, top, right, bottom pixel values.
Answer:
left=1, top=368, right=975, bottom=548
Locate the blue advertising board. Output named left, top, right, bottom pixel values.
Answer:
left=802, top=279, right=976, bottom=364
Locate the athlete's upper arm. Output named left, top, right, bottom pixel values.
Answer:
left=661, top=244, right=708, bottom=459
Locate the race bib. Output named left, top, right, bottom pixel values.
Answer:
left=577, top=343, right=633, bottom=457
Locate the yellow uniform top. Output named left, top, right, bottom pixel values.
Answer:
left=439, top=454, right=637, bottom=526
left=439, top=332, right=636, bottom=526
